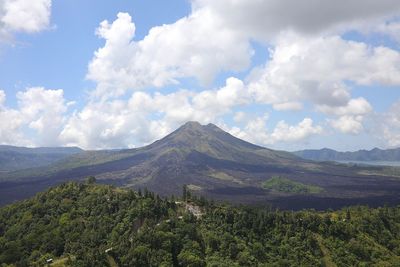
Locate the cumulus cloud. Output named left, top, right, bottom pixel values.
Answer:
left=0, top=109, right=25, bottom=145
left=246, top=33, right=400, bottom=136
left=0, top=91, right=25, bottom=145
left=376, top=100, right=400, bottom=147
left=317, top=97, right=372, bottom=116
left=191, top=77, right=249, bottom=120
left=230, top=115, right=322, bottom=146
left=87, top=1, right=400, bottom=99
left=60, top=77, right=251, bottom=149
left=87, top=12, right=252, bottom=97
left=1, top=79, right=249, bottom=149
left=321, top=98, right=372, bottom=135
left=271, top=118, right=323, bottom=143
left=0, top=87, right=68, bottom=146
left=17, top=88, right=67, bottom=143
left=250, top=34, right=400, bottom=109
left=0, top=0, right=51, bottom=42
left=60, top=100, right=154, bottom=149
left=330, top=115, right=365, bottom=135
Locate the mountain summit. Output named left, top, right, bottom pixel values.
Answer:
left=109, top=121, right=302, bottom=197
left=1, top=121, right=400, bottom=210
left=148, top=121, right=268, bottom=159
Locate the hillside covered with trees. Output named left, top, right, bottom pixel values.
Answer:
left=0, top=181, right=399, bottom=266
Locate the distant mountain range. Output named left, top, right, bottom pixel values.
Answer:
left=0, top=145, right=83, bottom=172
left=1, top=122, right=400, bottom=210
left=294, top=147, right=400, bottom=162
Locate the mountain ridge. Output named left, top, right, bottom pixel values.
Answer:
left=0, top=145, right=83, bottom=172
left=294, top=147, right=400, bottom=162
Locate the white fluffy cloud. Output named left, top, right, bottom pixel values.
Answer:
left=17, top=88, right=67, bottom=142
left=250, top=34, right=400, bottom=108
left=330, top=115, right=365, bottom=135
left=60, top=100, right=153, bottom=149
left=230, top=115, right=322, bottom=146
left=378, top=101, right=400, bottom=147
left=0, top=0, right=51, bottom=34
left=0, top=79, right=249, bottom=149
left=60, top=77, right=251, bottom=149
left=321, top=98, right=372, bottom=135
left=191, top=77, right=249, bottom=120
left=0, top=90, right=25, bottom=145
left=87, top=12, right=252, bottom=97
left=271, top=118, right=323, bottom=143
left=88, top=1, right=400, bottom=98
left=317, top=97, right=372, bottom=116
left=0, top=87, right=68, bottom=146
left=247, top=34, right=400, bottom=135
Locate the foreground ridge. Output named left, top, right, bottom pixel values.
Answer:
left=0, top=182, right=399, bottom=266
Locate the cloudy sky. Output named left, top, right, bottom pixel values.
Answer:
left=1, top=0, right=400, bottom=151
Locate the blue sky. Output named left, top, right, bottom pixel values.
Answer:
left=0, top=0, right=400, bottom=151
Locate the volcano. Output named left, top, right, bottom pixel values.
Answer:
left=1, top=121, right=400, bottom=210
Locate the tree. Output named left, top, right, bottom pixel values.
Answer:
left=182, top=184, right=188, bottom=201
left=178, top=250, right=205, bottom=267
left=86, top=176, right=96, bottom=184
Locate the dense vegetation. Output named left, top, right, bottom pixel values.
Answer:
left=262, top=176, right=323, bottom=194
left=1, top=181, right=400, bottom=266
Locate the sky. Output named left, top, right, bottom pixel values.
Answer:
left=0, top=0, right=400, bottom=151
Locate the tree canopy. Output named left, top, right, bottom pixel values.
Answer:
left=0, top=182, right=399, bottom=266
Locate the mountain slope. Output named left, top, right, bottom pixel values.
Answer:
left=294, top=147, right=400, bottom=162
left=1, top=122, right=400, bottom=209
left=1, top=182, right=399, bottom=266
left=0, top=145, right=83, bottom=172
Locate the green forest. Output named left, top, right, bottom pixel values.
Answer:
left=262, top=176, right=323, bottom=194
left=0, top=181, right=400, bottom=267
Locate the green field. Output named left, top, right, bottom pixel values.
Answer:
left=263, top=176, right=323, bottom=194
